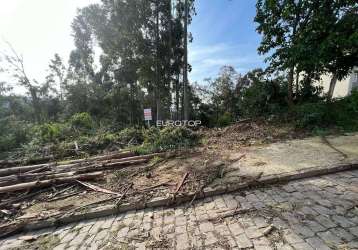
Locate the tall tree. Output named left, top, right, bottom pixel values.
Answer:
left=255, top=0, right=358, bottom=103
left=293, top=0, right=358, bottom=100
left=67, top=0, right=196, bottom=124
left=47, top=54, right=67, bottom=100
left=255, top=0, right=312, bottom=106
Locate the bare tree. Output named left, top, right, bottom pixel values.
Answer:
left=0, top=41, right=42, bottom=122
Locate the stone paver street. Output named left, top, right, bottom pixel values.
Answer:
left=1, top=170, right=358, bottom=249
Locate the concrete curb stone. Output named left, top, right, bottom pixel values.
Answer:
left=11, top=160, right=358, bottom=236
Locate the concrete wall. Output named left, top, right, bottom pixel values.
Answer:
left=314, top=67, right=358, bottom=98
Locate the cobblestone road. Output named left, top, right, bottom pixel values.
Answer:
left=1, top=170, right=358, bottom=250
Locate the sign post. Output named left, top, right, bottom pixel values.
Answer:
left=144, top=108, right=152, bottom=127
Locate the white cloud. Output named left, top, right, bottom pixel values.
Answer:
left=189, top=43, right=264, bottom=83
left=189, top=43, right=237, bottom=61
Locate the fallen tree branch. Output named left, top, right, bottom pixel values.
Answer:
left=0, top=151, right=135, bottom=177
left=106, top=152, right=168, bottom=164
left=0, top=172, right=103, bottom=193
left=68, top=183, right=133, bottom=213
left=46, top=191, right=83, bottom=202
left=262, top=225, right=275, bottom=236
left=76, top=180, right=120, bottom=195
left=25, top=165, right=51, bottom=174
left=0, top=152, right=165, bottom=178
left=137, top=181, right=173, bottom=191
left=0, top=171, right=78, bottom=187
left=65, top=150, right=135, bottom=164
left=0, top=163, right=54, bottom=177
left=174, top=172, right=189, bottom=194
left=0, top=184, right=69, bottom=208
left=73, top=159, right=149, bottom=174
left=208, top=208, right=255, bottom=223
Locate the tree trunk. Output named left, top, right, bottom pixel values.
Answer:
left=155, top=0, right=161, bottom=122
left=74, top=159, right=149, bottom=174
left=129, top=82, right=134, bottom=125
left=29, top=87, right=41, bottom=123
left=69, top=151, right=134, bottom=163
left=295, top=70, right=300, bottom=94
left=0, top=172, right=103, bottom=193
left=287, top=67, right=295, bottom=107
left=0, top=171, right=78, bottom=187
left=183, top=0, right=189, bottom=120
left=327, top=74, right=338, bottom=101
left=175, top=74, right=180, bottom=120
left=0, top=164, right=48, bottom=177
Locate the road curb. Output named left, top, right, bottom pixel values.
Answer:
left=11, top=160, right=358, bottom=235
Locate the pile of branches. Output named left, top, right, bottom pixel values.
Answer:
left=0, top=150, right=169, bottom=207
left=0, top=150, right=176, bottom=238
left=203, top=118, right=306, bottom=149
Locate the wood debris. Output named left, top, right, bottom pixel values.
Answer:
left=174, top=172, right=189, bottom=194
left=0, top=172, right=103, bottom=193
left=0, top=152, right=175, bottom=226
left=208, top=208, right=256, bottom=223
left=76, top=180, right=120, bottom=195
left=262, top=225, right=275, bottom=236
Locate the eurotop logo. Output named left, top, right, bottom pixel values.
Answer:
left=156, top=120, right=202, bottom=127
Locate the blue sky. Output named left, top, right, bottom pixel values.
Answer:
left=189, top=0, right=266, bottom=83
left=0, top=0, right=265, bottom=91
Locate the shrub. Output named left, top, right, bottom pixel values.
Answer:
left=239, top=79, right=287, bottom=118
left=0, top=118, right=30, bottom=152
left=33, top=123, right=64, bottom=143
left=144, top=127, right=199, bottom=151
left=69, top=112, right=93, bottom=131
left=117, top=127, right=144, bottom=145
left=217, top=112, right=233, bottom=127
left=294, top=102, right=329, bottom=128
left=294, top=90, right=358, bottom=131
left=158, top=126, right=198, bottom=149
left=137, top=126, right=199, bottom=154
left=332, top=90, right=358, bottom=131
left=143, top=127, right=161, bottom=144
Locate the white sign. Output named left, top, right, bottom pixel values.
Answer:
left=144, top=108, right=152, bottom=121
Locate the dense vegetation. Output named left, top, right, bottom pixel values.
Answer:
left=0, top=0, right=357, bottom=161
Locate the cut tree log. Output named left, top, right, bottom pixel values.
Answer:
left=73, top=159, right=149, bottom=174
left=0, top=172, right=103, bottom=193
left=0, top=151, right=165, bottom=177
left=106, top=152, right=168, bottom=163
left=55, top=153, right=167, bottom=173
left=0, top=156, right=53, bottom=169
left=63, top=150, right=135, bottom=164
left=0, top=184, right=69, bottom=209
left=0, top=150, right=133, bottom=169
left=0, top=156, right=159, bottom=184
left=0, top=172, right=78, bottom=187
left=0, top=163, right=56, bottom=177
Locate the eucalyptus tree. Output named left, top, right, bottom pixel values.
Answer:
left=68, top=0, right=196, bottom=124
